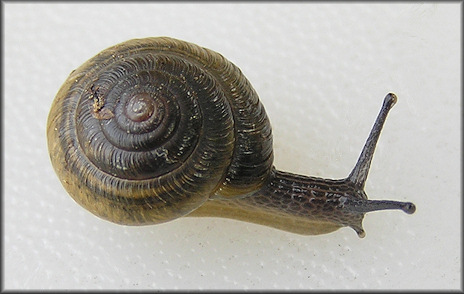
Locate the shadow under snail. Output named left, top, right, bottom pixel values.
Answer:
left=47, top=37, right=416, bottom=238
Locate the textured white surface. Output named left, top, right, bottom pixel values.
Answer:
left=4, top=2, right=461, bottom=290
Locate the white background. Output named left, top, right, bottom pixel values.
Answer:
left=4, top=2, right=461, bottom=290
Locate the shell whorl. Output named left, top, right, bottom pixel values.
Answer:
left=47, top=37, right=273, bottom=225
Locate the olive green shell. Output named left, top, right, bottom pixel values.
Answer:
left=47, top=37, right=273, bottom=225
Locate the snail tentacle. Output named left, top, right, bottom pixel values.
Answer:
left=347, top=93, right=397, bottom=189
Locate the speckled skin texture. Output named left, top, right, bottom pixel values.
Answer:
left=190, top=169, right=364, bottom=236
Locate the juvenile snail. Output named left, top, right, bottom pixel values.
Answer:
left=47, top=37, right=415, bottom=238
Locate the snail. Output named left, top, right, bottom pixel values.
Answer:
left=47, top=37, right=415, bottom=238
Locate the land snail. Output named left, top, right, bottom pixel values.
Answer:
left=47, top=36, right=416, bottom=238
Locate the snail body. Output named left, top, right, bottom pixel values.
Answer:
left=47, top=37, right=415, bottom=238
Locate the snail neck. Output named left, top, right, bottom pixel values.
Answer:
left=187, top=170, right=414, bottom=237
left=187, top=170, right=347, bottom=236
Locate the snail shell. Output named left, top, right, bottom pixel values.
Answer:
left=47, top=37, right=415, bottom=238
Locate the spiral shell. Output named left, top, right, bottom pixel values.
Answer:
left=47, top=37, right=273, bottom=225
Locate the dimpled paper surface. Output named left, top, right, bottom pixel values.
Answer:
left=4, top=2, right=461, bottom=290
